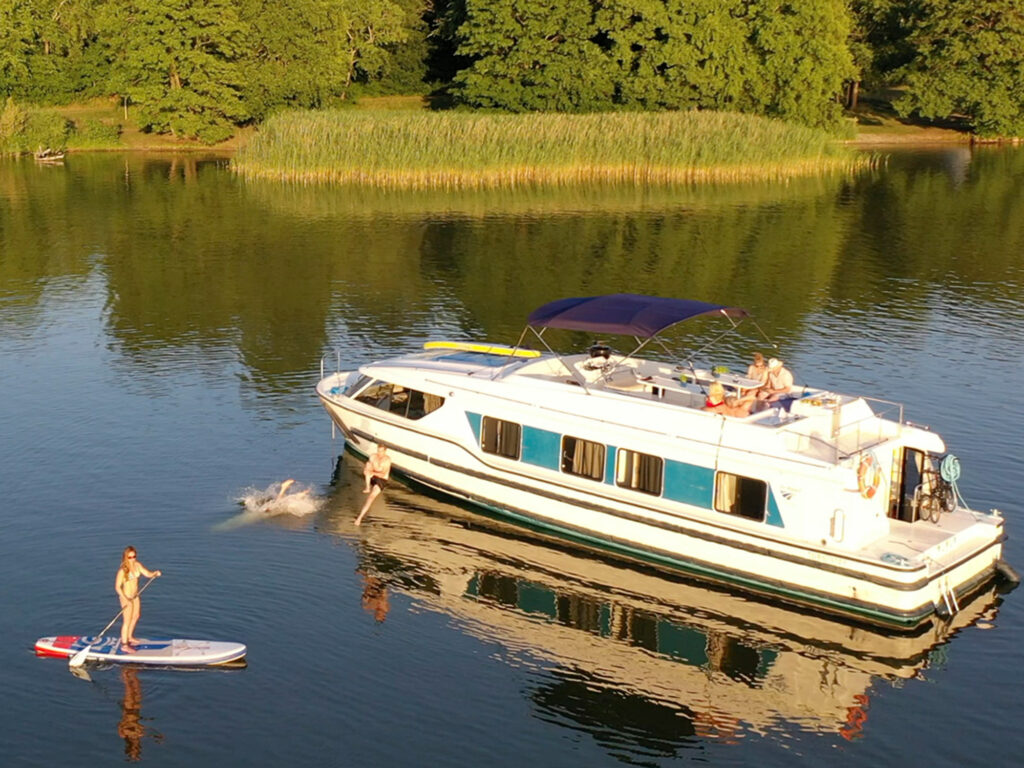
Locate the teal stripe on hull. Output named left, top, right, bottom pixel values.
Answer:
left=466, top=412, right=482, bottom=444
left=343, top=443, right=934, bottom=629
left=663, top=460, right=714, bottom=509
left=521, top=426, right=561, bottom=470
left=766, top=487, right=784, bottom=527
left=466, top=499, right=930, bottom=628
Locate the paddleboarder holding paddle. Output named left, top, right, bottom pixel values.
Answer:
left=115, top=546, right=161, bottom=652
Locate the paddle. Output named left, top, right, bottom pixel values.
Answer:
left=69, top=577, right=157, bottom=669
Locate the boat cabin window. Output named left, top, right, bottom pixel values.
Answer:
left=353, top=380, right=445, bottom=420
left=561, top=436, right=605, bottom=481
left=615, top=449, right=663, bottom=496
left=714, top=472, right=766, bottom=522
left=347, top=374, right=373, bottom=396
left=481, top=417, right=521, bottom=460
left=354, top=380, right=393, bottom=409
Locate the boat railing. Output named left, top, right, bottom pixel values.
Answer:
left=783, top=394, right=904, bottom=462
left=320, top=349, right=342, bottom=380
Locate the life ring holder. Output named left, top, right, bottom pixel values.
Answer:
left=857, top=453, right=882, bottom=499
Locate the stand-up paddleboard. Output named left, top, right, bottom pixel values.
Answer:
left=35, top=636, right=246, bottom=666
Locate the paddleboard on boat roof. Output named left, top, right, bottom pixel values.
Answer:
left=34, top=636, right=246, bottom=666
left=423, top=340, right=540, bottom=358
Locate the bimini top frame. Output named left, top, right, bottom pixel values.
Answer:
left=506, top=293, right=754, bottom=391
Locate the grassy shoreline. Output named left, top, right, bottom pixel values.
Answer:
left=232, top=109, right=871, bottom=189
left=4, top=96, right=970, bottom=178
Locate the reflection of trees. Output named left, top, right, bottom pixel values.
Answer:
left=4, top=149, right=1023, bottom=403
left=834, top=148, right=1024, bottom=305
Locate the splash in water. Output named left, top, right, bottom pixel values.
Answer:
left=217, top=480, right=322, bottom=530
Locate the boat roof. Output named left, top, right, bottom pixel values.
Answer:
left=527, top=293, right=748, bottom=339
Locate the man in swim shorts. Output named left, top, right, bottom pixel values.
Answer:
left=356, top=445, right=391, bottom=526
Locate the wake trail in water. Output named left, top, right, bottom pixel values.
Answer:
left=216, top=480, right=323, bottom=530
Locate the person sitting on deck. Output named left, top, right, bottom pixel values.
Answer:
left=756, top=358, right=794, bottom=403
left=703, top=382, right=728, bottom=413
left=746, top=352, right=769, bottom=389
left=724, top=394, right=756, bottom=417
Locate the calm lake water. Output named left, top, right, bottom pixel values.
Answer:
left=2, top=147, right=1023, bottom=766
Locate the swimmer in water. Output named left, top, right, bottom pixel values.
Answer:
left=276, top=479, right=296, bottom=501
left=115, top=546, right=161, bottom=651
left=274, top=479, right=311, bottom=504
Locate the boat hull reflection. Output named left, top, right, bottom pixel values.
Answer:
left=325, top=456, right=1001, bottom=745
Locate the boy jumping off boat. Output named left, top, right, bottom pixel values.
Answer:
left=356, top=445, right=391, bottom=526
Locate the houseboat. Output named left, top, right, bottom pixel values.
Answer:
left=316, top=294, right=1015, bottom=628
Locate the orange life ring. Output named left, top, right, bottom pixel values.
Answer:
left=857, top=454, right=882, bottom=499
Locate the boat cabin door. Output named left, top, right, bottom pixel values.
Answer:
left=890, top=448, right=925, bottom=522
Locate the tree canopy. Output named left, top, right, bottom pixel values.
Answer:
left=896, top=0, right=1024, bottom=137
left=0, top=0, right=1021, bottom=140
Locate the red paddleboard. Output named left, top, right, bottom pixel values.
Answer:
left=35, top=636, right=246, bottom=666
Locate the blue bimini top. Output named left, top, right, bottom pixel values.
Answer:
left=527, top=293, right=748, bottom=339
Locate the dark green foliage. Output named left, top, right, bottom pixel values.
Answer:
left=239, top=0, right=409, bottom=118
left=897, top=0, right=1024, bottom=137
left=849, top=0, right=920, bottom=84
left=0, top=100, right=70, bottom=154
left=367, top=0, right=431, bottom=94
left=102, top=0, right=250, bottom=143
left=452, top=0, right=615, bottom=111
left=450, top=0, right=853, bottom=128
left=23, top=109, right=71, bottom=150
left=69, top=117, right=122, bottom=146
left=0, top=0, right=36, bottom=99
left=0, top=97, right=29, bottom=153
left=1, top=0, right=1021, bottom=139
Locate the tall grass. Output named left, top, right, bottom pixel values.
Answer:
left=233, top=109, right=870, bottom=188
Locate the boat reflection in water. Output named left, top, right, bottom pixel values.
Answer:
left=323, top=456, right=1003, bottom=751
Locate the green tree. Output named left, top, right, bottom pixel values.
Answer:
left=240, top=0, right=409, bottom=117
left=366, top=0, right=431, bottom=94
left=743, top=0, right=855, bottom=128
left=31, top=0, right=107, bottom=101
left=0, top=0, right=37, bottom=98
left=451, top=0, right=615, bottom=111
left=450, top=0, right=854, bottom=128
left=897, top=0, right=1024, bottom=137
left=597, top=0, right=755, bottom=111
left=849, top=0, right=919, bottom=83
left=103, top=0, right=250, bottom=143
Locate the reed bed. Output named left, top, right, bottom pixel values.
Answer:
left=233, top=110, right=871, bottom=188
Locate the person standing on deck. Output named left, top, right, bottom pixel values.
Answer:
left=356, top=445, right=392, bottom=526
left=115, top=546, right=161, bottom=651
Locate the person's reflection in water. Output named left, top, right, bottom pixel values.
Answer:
left=359, top=570, right=390, bottom=623
left=118, top=667, right=163, bottom=761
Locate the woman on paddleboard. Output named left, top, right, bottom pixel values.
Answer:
left=115, top=546, right=161, bottom=651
